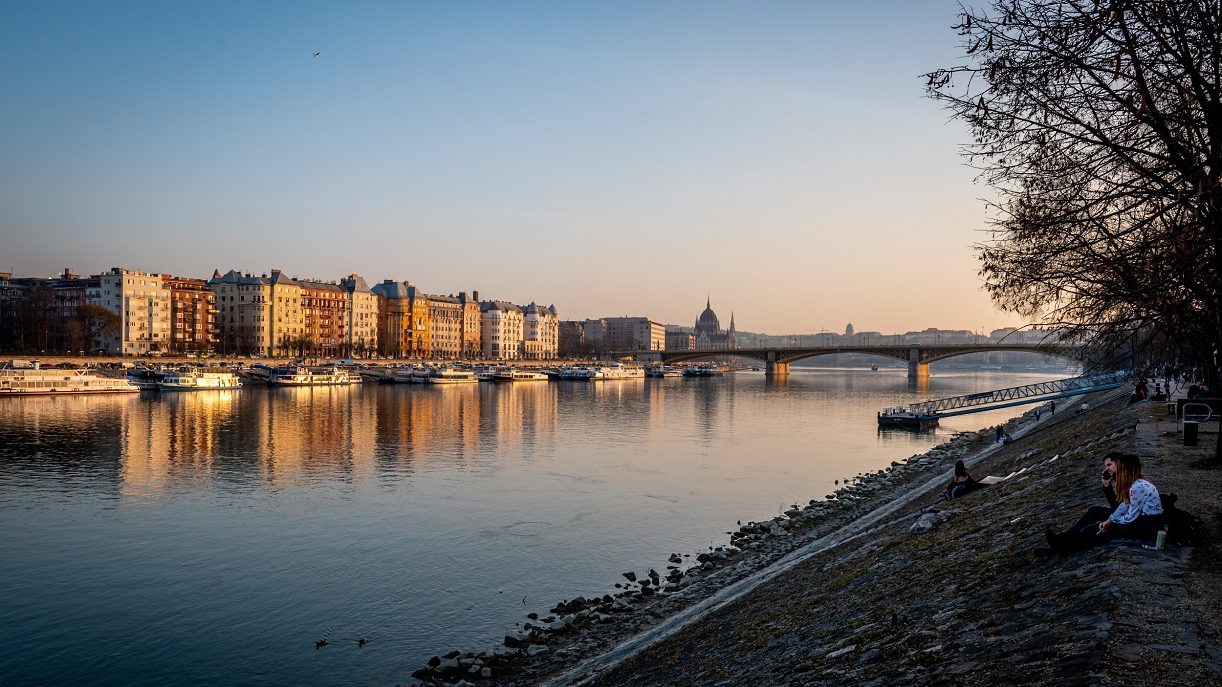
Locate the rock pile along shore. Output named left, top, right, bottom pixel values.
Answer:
left=407, top=392, right=1221, bottom=687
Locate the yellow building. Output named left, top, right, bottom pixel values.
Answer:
left=372, top=280, right=430, bottom=357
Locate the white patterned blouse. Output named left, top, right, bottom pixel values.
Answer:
left=1109, top=478, right=1163, bottom=524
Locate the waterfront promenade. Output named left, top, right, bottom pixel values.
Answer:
left=413, top=393, right=1222, bottom=686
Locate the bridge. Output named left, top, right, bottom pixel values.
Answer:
left=627, top=344, right=1081, bottom=379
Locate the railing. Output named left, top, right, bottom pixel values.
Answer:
left=894, top=371, right=1128, bottom=418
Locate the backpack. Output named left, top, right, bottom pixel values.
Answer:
left=1160, top=493, right=1204, bottom=547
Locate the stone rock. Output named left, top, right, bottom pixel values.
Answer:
left=910, top=510, right=955, bottom=534
left=826, top=644, right=857, bottom=659
left=526, top=644, right=549, bottom=657
left=623, top=571, right=637, bottom=582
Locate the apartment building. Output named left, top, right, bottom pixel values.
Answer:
left=371, top=280, right=430, bottom=357
left=161, top=275, right=217, bottom=354
left=480, top=301, right=524, bottom=359
left=521, top=302, right=559, bottom=359
left=88, top=267, right=172, bottom=355
left=340, top=274, right=378, bottom=356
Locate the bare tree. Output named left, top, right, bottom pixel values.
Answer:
left=76, top=304, right=120, bottom=355
left=927, top=0, right=1221, bottom=441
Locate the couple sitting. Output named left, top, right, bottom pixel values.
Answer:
left=1043, top=452, right=1163, bottom=553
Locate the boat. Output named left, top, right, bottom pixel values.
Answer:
left=645, top=365, right=683, bottom=378
left=1, top=360, right=139, bottom=395
left=682, top=364, right=723, bottom=377
left=428, top=367, right=478, bottom=384
left=126, top=366, right=171, bottom=389
left=877, top=407, right=938, bottom=431
left=359, top=367, right=396, bottom=383
left=558, top=366, right=601, bottom=380
left=267, top=365, right=352, bottom=386
left=599, top=364, right=645, bottom=380
left=493, top=368, right=549, bottom=382
left=246, top=363, right=276, bottom=383
left=475, top=366, right=505, bottom=382
left=157, top=367, right=242, bottom=391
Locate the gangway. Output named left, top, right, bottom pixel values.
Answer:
left=878, top=371, right=1128, bottom=429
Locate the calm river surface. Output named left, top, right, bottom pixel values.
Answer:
left=0, top=367, right=1068, bottom=686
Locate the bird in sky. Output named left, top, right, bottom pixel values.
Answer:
left=312, top=52, right=320, bottom=59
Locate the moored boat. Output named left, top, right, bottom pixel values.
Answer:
left=493, top=368, right=549, bottom=382
left=158, top=368, right=243, bottom=391
left=267, top=365, right=352, bottom=386
left=1, top=360, right=139, bottom=395
left=427, top=367, right=478, bottom=384
left=599, top=364, right=645, bottom=380
left=877, top=407, right=938, bottom=431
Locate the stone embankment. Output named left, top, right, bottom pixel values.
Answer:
left=405, top=393, right=1221, bottom=686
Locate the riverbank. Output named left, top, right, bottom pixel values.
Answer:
left=405, top=393, right=1221, bottom=686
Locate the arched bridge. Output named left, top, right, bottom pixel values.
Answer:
left=633, top=344, right=1081, bottom=379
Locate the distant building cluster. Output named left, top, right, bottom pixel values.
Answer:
left=0, top=267, right=559, bottom=360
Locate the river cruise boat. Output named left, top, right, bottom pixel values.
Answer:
left=877, top=407, right=938, bottom=431
left=126, top=366, right=172, bottom=389
left=644, top=364, right=683, bottom=378
left=558, top=366, right=601, bottom=380
left=428, top=368, right=478, bottom=384
left=267, top=365, right=352, bottom=386
left=493, top=368, right=549, bottom=382
left=1, top=360, right=139, bottom=395
left=474, top=366, right=505, bottom=382
left=158, top=368, right=242, bottom=391
left=359, top=367, right=395, bottom=383
left=682, top=364, right=723, bottom=377
left=599, top=364, right=645, bottom=380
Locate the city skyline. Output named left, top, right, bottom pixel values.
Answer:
left=1, top=1, right=1016, bottom=334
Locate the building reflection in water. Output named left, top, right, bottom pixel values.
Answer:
left=27, top=383, right=560, bottom=493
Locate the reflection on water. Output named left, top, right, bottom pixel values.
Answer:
left=0, top=370, right=1063, bottom=686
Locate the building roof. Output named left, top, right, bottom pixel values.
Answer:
left=341, top=274, right=372, bottom=293
left=481, top=300, right=521, bottom=313
left=208, top=269, right=270, bottom=287
left=371, top=280, right=412, bottom=299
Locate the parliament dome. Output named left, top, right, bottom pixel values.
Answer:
left=695, top=298, right=720, bottom=333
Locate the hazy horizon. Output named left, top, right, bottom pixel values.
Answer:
left=0, top=1, right=1016, bottom=335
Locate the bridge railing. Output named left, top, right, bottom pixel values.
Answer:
left=904, top=371, right=1128, bottom=416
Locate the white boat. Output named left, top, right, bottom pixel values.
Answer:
left=158, top=368, right=243, bottom=391
left=493, top=368, right=549, bottom=382
left=645, top=365, right=682, bottom=378
left=1, top=360, right=139, bottom=395
left=428, top=368, right=478, bottom=384
left=599, top=364, right=645, bottom=380
left=475, top=366, right=505, bottom=382
left=558, top=366, right=601, bottom=380
left=127, top=366, right=171, bottom=389
left=267, top=365, right=352, bottom=386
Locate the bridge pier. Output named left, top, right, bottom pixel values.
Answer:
left=907, top=361, right=929, bottom=381
left=766, top=360, right=790, bottom=377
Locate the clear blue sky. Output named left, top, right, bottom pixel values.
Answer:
left=0, top=1, right=1013, bottom=334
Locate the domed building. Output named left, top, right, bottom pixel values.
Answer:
left=694, top=298, right=736, bottom=349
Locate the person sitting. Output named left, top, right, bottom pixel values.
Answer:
left=945, top=460, right=978, bottom=500
left=1044, top=453, right=1163, bottom=552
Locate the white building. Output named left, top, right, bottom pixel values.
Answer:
left=480, top=301, right=524, bottom=359
left=340, top=274, right=379, bottom=356
left=88, top=267, right=172, bottom=355
left=521, top=303, right=559, bottom=359
left=603, top=316, right=665, bottom=351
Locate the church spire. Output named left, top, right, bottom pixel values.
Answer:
left=706, top=295, right=711, bottom=309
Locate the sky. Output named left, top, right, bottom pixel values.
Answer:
left=0, top=1, right=1015, bottom=335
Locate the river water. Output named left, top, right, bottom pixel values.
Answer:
left=0, top=367, right=1068, bottom=686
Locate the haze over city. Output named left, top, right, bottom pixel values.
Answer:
left=1, top=1, right=1013, bottom=334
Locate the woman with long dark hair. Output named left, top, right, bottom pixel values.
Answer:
left=945, top=460, right=977, bottom=500
left=1045, top=453, right=1163, bottom=552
